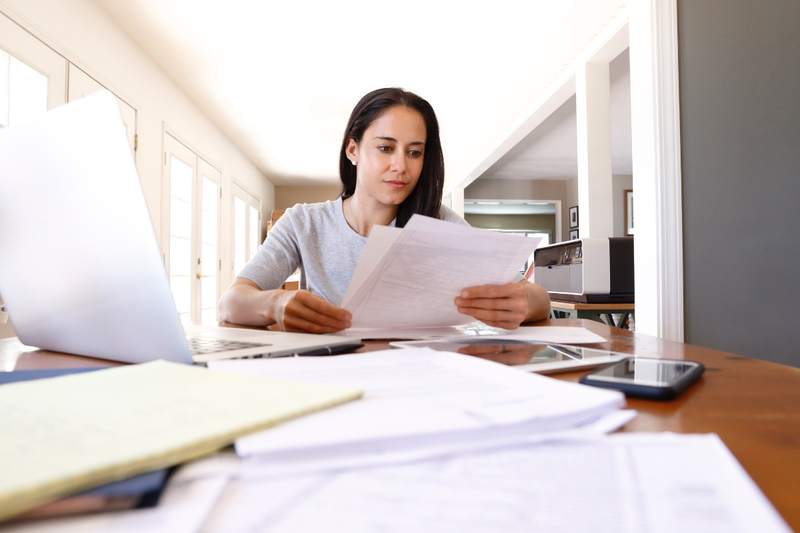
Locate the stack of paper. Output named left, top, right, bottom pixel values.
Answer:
left=209, top=348, right=626, bottom=472
left=199, top=434, right=791, bottom=533
left=0, top=360, right=362, bottom=521
left=3, top=435, right=789, bottom=532
left=2, top=358, right=790, bottom=532
left=341, top=215, right=539, bottom=328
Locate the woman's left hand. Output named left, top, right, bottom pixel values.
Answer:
left=454, top=282, right=531, bottom=329
left=455, top=281, right=551, bottom=329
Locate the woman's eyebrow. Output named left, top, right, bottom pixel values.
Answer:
left=373, top=136, right=425, bottom=146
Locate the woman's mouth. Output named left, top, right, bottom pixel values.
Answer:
left=384, top=180, right=408, bottom=189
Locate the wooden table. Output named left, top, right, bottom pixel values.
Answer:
left=550, top=299, right=635, bottom=328
left=2, top=318, right=798, bottom=528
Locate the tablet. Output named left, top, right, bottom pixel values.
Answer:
left=390, top=338, right=626, bottom=374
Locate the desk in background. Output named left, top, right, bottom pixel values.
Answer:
left=550, top=299, right=634, bottom=329
left=1, top=318, right=798, bottom=529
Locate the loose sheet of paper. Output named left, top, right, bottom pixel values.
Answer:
left=0, top=360, right=362, bottom=521
left=234, top=409, right=637, bottom=478
left=340, top=325, right=472, bottom=340
left=202, top=433, right=790, bottom=533
left=341, top=224, right=401, bottom=305
left=340, top=321, right=505, bottom=340
left=209, top=349, right=624, bottom=462
left=478, top=326, right=607, bottom=344
left=342, top=215, right=539, bottom=328
left=342, top=324, right=606, bottom=346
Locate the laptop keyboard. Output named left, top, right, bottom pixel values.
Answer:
left=188, top=337, right=271, bottom=355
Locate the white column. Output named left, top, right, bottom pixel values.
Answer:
left=629, top=0, right=684, bottom=341
left=449, top=186, right=465, bottom=217
left=575, top=61, right=614, bottom=239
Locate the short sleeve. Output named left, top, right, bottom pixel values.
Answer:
left=236, top=208, right=300, bottom=290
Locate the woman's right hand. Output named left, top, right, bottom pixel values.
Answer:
left=271, top=289, right=352, bottom=333
left=218, top=280, right=351, bottom=333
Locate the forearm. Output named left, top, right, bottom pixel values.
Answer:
left=523, top=281, right=551, bottom=323
left=217, top=283, right=284, bottom=327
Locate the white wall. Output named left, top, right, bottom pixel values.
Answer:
left=0, top=0, right=274, bottom=282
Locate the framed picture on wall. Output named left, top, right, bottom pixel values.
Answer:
left=569, top=228, right=579, bottom=240
left=569, top=206, right=579, bottom=228
left=624, top=190, right=634, bottom=236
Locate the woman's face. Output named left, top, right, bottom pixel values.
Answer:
left=346, top=105, right=427, bottom=207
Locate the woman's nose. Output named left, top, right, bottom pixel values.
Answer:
left=391, top=151, right=407, bottom=173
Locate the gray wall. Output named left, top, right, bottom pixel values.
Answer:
left=679, top=0, right=800, bottom=366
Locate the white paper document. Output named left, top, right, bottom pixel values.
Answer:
left=340, top=325, right=473, bottom=340
left=341, top=321, right=505, bottom=340
left=209, top=349, right=624, bottom=463
left=488, top=325, right=607, bottom=344
left=341, top=215, right=539, bottom=328
left=342, top=323, right=606, bottom=346
left=235, top=409, right=636, bottom=477
left=202, top=433, right=791, bottom=533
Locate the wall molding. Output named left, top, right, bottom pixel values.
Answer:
left=629, top=0, right=684, bottom=341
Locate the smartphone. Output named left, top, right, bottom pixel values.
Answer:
left=579, top=357, right=704, bottom=400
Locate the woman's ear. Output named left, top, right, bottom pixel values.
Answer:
left=345, top=139, right=358, bottom=165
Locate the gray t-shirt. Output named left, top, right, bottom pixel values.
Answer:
left=238, top=197, right=468, bottom=305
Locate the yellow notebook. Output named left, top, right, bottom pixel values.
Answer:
left=0, top=360, right=362, bottom=521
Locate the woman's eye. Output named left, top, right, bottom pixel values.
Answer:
left=409, top=150, right=423, bottom=159
left=378, top=145, right=393, bottom=153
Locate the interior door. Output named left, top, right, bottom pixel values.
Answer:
left=196, top=159, right=221, bottom=325
left=164, top=133, right=197, bottom=326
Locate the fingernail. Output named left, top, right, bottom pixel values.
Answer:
left=461, top=290, right=468, bottom=298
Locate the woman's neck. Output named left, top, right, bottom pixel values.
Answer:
left=343, top=193, right=398, bottom=237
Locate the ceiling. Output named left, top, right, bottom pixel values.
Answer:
left=95, top=0, right=629, bottom=186
left=481, top=48, right=631, bottom=182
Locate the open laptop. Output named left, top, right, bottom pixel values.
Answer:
left=0, top=91, right=356, bottom=364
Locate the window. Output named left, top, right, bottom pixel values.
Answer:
left=0, top=12, right=67, bottom=127
left=0, top=14, right=66, bottom=111
left=164, top=133, right=222, bottom=326
left=232, top=184, right=261, bottom=279
left=0, top=50, right=47, bottom=127
left=1, top=13, right=67, bottom=338
left=199, top=167, right=221, bottom=326
left=67, top=63, right=137, bottom=156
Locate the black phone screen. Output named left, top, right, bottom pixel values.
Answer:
left=589, top=357, right=699, bottom=386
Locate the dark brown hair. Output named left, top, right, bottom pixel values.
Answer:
left=339, top=88, right=444, bottom=228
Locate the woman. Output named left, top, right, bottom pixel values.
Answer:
left=218, top=88, right=550, bottom=333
